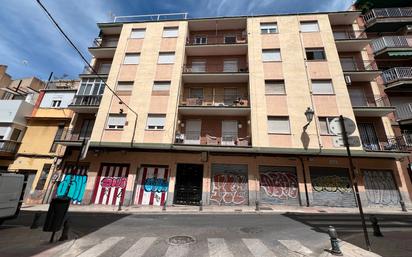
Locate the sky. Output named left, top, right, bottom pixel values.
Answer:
left=0, top=0, right=353, bottom=80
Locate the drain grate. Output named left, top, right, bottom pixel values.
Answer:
left=240, top=227, right=263, bottom=234
left=168, top=235, right=196, bottom=246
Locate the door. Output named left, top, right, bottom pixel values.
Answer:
left=134, top=166, right=169, bottom=206
left=223, top=59, right=238, bottom=72
left=364, top=170, right=400, bottom=207
left=56, top=164, right=89, bottom=204
left=210, top=164, right=248, bottom=205
left=185, top=120, right=201, bottom=144
left=18, top=170, right=36, bottom=203
left=92, top=164, right=129, bottom=206
left=224, top=88, right=238, bottom=105
left=349, top=88, right=367, bottom=106
left=174, top=164, right=203, bottom=205
left=358, top=123, right=380, bottom=150
left=221, top=120, right=238, bottom=146
left=340, top=57, right=356, bottom=71
left=191, top=60, right=206, bottom=72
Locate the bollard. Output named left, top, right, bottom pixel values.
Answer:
left=369, top=215, right=383, bottom=237
left=58, top=218, right=70, bottom=241
left=118, top=201, right=122, bottom=211
left=255, top=200, right=260, bottom=212
left=199, top=200, right=203, bottom=211
left=30, top=212, right=42, bottom=229
left=328, top=226, right=342, bottom=256
left=400, top=200, right=407, bottom=212
left=162, top=200, right=167, bottom=211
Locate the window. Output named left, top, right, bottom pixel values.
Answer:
left=223, top=59, right=238, bottom=72
left=98, top=63, right=111, bottom=74
left=0, top=126, right=8, bottom=140
left=78, top=79, right=105, bottom=95
left=319, top=117, right=336, bottom=135
left=146, top=114, right=166, bottom=130
left=312, top=80, right=334, bottom=94
left=267, top=117, right=290, bottom=134
left=262, top=49, right=281, bottom=62
left=35, top=164, right=52, bottom=190
left=265, top=80, right=286, bottom=94
left=158, top=52, right=175, bottom=64
left=50, top=125, right=64, bottom=152
left=193, top=36, right=207, bottom=44
left=130, top=28, right=145, bottom=39
left=10, top=128, right=21, bottom=141
left=191, top=59, right=206, bottom=72
left=224, top=35, right=237, bottom=44
left=306, top=48, right=326, bottom=61
left=107, top=114, right=127, bottom=129
left=163, top=27, right=179, bottom=37
left=51, top=99, right=62, bottom=108
left=260, top=23, right=278, bottom=34
left=124, top=53, right=140, bottom=64
left=153, top=81, right=171, bottom=91
left=190, top=88, right=203, bottom=98
left=300, top=21, right=319, bottom=32
left=116, top=82, right=134, bottom=92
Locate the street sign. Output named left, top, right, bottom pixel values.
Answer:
left=329, top=117, right=356, bottom=136
left=333, top=135, right=361, bottom=147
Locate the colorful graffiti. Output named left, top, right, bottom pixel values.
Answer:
left=210, top=173, right=248, bottom=205
left=364, top=170, right=400, bottom=207
left=93, top=164, right=129, bottom=206
left=134, top=167, right=169, bottom=206
left=312, top=175, right=352, bottom=193
left=56, top=174, right=87, bottom=203
left=259, top=169, right=299, bottom=204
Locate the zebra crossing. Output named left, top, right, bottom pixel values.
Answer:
left=48, top=236, right=316, bottom=257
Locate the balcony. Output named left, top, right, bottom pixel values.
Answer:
left=88, top=37, right=118, bottom=58
left=382, top=67, right=412, bottom=91
left=340, top=59, right=381, bottom=82
left=53, top=128, right=92, bottom=147
left=371, top=36, right=412, bottom=58
left=361, top=136, right=410, bottom=152
left=186, top=34, right=248, bottom=56
left=363, top=8, right=412, bottom=32
left=182, top=64, right=249, bottom=83
left=333, top=30, right=370, bottom=52
left=350, top=95, right=395, bottom=117
left=79, top=64, right=111, bottom=78
left=395, top=103, right=412, bottom=124
left=0, top=140, right=20, bottom=156
left=68, top=95, right=102, bottom=113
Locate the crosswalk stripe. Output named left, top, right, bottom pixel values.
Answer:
left=120, top=237, right=157, bottom=257
left=208, top=238, right=234, bottom=257
left=164, top=244, right=190, bottom=257
left=242, top=238, right=278, bottom=257
left=278, top=240, right=313, bottom=255
left=77, top=237, right=124, bottom=257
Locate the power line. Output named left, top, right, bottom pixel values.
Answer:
left=35, top=0, right=138, bottom=117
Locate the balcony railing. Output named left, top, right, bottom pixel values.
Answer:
left=186, top=34, right=247, bottom=46
left=175, top=132, right=251, bottom=147
left=81, top=65, right=111, bottom=75
left=92, top=37, right=119, bottom=48
left=382, top=67, right=412, bottom=84
left=362, top=136, right=410, bottom=152
left=350, top=95, right=392, bottom=107
left=55, top=128, right=92, bottom=142
left=180, top=94, right=249, bottom=107
left=0, top=140, right=20, bottom=154
left=183, top=64, right=249, bottom=73
left=70, top=95, right=102, bottom=107
left=402, top=132, right=412, bottom=148
left=333, top=30, right=367, bottom=40
left=371, top=36, right=412, bottom=53
left=395, top=103, right=412, bottom=121
left=364, top=8, right=412, bottom=26
left=340, top=60, right=379, bottom=72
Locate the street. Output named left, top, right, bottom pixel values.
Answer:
left=1, top=210, right=411, bottom=257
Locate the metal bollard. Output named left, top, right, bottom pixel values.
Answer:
left=58, top=218, right=70, bottom=241
left=255, top=200, right=260, bottom=211
left=118, top=201, right=122, bottom=211
left=30, top=212, right=42, bottom=229
left=400, top=200, right=407, bottom=212
left=199, top=200, right=203, bottom=211
left=369, top=215, right=383, bottom=237
left=328, top=226, right=343, bottom=256
left=162, top=200, right=167, bottom=211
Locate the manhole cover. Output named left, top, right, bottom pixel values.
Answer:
left=168, top=236, right=196, bottom=245
left=240, top=227, right=263, bottom=234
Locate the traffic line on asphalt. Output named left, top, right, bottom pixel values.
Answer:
left=242, top=238, right=278, bottom=257
left=278, top=240, right=313, bottom=255
left=120, top=237, right=157, bottom=257
left=77, top=236, right=124, bottom=257
left=164, top=244, right=190, bottom=257
left=208, top=238, right=234, bottom=257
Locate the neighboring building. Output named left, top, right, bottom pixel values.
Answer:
left=0, top=65, right=12, bottom=98
left=8, top=80, right=79, bottom=204
left=58, top=11, right=412, bottom=209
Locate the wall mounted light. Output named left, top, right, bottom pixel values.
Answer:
left=180, top=122, right=185, bottom=128
left=303, top=107, right=315, bottom=131
left=238, top=123, right=243, bottom=129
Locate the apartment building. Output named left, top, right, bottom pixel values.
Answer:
left=58, top=11, right=412, bottom=209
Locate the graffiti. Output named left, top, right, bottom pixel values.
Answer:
left=312, top=175, right=352, bottom=193
left=210, top=173, right=248, bottom=205
left=260, top=171, right=298, bottom=200
left=134, top=167, right=169, bottom=206
left=364, top=170, right=400, bottom=207
left=93, top=164, right=129, bottom=206
left=56, top=174, right=88, bottom=203
left=144, top=178, right=168, bottom=193
left=101, top=177, right=127, bottom=189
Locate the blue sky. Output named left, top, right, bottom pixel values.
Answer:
left=0, top=0, right=353, bottom=80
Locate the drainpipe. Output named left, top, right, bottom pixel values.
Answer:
left=298, top=156, right=310, bottom=207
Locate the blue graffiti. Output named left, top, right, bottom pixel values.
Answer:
left=144, top=178, right=168, bottom=193
left=57, top=174, right=87, bottom=203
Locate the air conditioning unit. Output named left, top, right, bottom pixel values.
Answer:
left=345, top=75, right=352, bottom=85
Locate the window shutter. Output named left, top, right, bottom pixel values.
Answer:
left=147, top=114, right=166, bottom=128
left=265, top=81, right=285, bottom=94
left=131, top=29, right=145, bottom=39
left=163, top=27, right=179, bottom=37
left=312, top=80, right=334, bottom=94
left=107, top=115, right=126, bottom=127
left=262, top=49, right=281, bottom=62
left=267, top=117, right=290, bottom=133
left=260, top=23, right=278, bottom=33
left=300, top=21, right=319, bottom=32
left=153, top=82, right=171, bottom=91
left=117, top=82, right=134, bottom=91
left=124, top=53, right=140, bottom=64
left=158, top=52, right=175, bottom=64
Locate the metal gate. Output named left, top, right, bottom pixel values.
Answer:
left=259, top=166, right=299, bottom=205
left=174, top=164, right=203, bottom=205
left=134, top=166, right=169, bottom=206
left=56, top=164, right=88, bottom=204
left=364, top=170, right=400, bottom=207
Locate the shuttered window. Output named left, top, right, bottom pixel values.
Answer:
left=312, top=80, right=334, bottom=94
left=262, top=49, right=281, bottom=62
left=153, top=81, right=171, bottom=91
left=267, top=117, right=290, bottom=134
left=305, top=48, right=326, bottom=60
left=319, top=117, right=336, bottom=135
left=158, top=52, right=175, bottom=64
left=300, top=21, right=319, bottom=32
left=124, top=53, right=140, bottom=64
left=107, top=114, right=127, bottom=129
left=130, top=28, right=145, bottom=39
left=116, top=82, right=134, bottom=92
left=265, top=80, right=286, bottom=94
left=146, top=114, right=166, bottom=130
left=162, top=27, right=179, bottom=37
left=260, top=23, right=278, bottom=34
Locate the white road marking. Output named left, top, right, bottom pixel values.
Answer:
left=208, top=238, right=234, bottom=257
left=278, top=240, right=313, bottom=255
left=242, top=238, right=278, bottom=257
left=120, top=237, right=157, bottom=257
left=164, top=244, right=190, bottom=257
left=77, top=236, right=124, bottom=257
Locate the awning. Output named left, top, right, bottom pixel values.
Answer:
left=388, top=51, right=412, bottom=57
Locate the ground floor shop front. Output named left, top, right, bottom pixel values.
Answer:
left=50, top=149, right=412, bottom=210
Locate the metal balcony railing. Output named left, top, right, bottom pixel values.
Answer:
left=92, top=37, right=119, bottom=48
left=175, top=132, right=251, bottom=147
left=55, top=128, right=92, bottom=142
left=363, top=8, right=412, bottom=26
left=395, top=103, right=412, bottom=121
left=186, top=33, right=247, bottom=46
left=180, top=94, right=249, bottom=107
left=350, top=95, right=392, bottom=108
left=402, top=132, right=412, bottom=148
left=371, top=36, right=412, bottom=53
left=362, top=136, right=410, bottom=152
left=183, top=64, right=249, bottom=73
left=340, top=60, right=379, bottom=72
left=0, top=140, right=20, bottom=154
left=113, top=13, right=188, bottom=23
left=333, top=30, right=367, bottom=40
left=382, top=67, right=412, bottom=84
left=70, top=95, right=102, bottom=107
left=81, top=65, right=111, bottom=75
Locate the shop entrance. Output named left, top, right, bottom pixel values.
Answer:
left=174, top=164, right=203, bottom=205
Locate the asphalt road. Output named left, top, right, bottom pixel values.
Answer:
left=0, top=211, right=411, bottom=257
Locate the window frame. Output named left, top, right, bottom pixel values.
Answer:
left=265, top=80, right=286, bottom=95
left=260, top=22, right=278, bottom=34
left=158, top=52, right=176, bottom=64
left=305, top=48, right=327, bottom=61
left=262, top=49, right=282, bottom=62
left=311, top=80, right=335, bottom=95
left=267, top=116, right=291, bottom=134
left=123, top=53, right=140, bottom=65
left=300, top=21, right=320, bottom=32
left=224, top=34, right=237, bottom=44
left=146, top=114, right=166, bottom=130
left=318, top=117, right=337, bottom=136
left=193, top=36, right=207, bottom=45
left=162, top=27, right=179, bottom=38
left=106, top=114, right=127, bottom=130
left=152, top=81, right=171, bottom=92
left=116, top=82, right=134, bottom=92
left=130, top=28, right=146, bottom=39
left=51, top=99, right=62, bottom=108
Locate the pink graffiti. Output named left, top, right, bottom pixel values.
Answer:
left=260, top=172, right=298, bottom=200
left=100, top=177, right=127, bottom=189
left=210, top=174, right=248, bottom=205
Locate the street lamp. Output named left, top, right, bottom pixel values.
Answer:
left=303, top=107, right=315, bottom=131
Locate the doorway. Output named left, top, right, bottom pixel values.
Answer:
left=174, top=164, right=203, bottom=205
